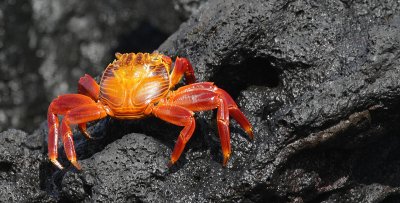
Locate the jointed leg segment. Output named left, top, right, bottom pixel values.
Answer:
left=156, top=82, right=253, bottom=166
left=48, top=111, right=62, bottom=169
left=216, top=97, right=231, bottom=166
left=215, top=88, right=254, bottom=138
left=152, top=104, right=196, bottom=165
left=48, top=94, right=107, bottom=169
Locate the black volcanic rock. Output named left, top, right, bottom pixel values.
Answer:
left=0, top=129, right=53, bottom=202
left=62, top=133, right=170, bottom=202
left=1, top=0, right=400, bottom=202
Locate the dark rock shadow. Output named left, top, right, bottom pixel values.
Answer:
left=112, top=21, right=170, bottom=54
left=269, top=105, right=400, bottom=202
left=210, top=57, right=281, bottom=99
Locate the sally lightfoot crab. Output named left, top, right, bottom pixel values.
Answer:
left=47, top=52, right=253, bottom=169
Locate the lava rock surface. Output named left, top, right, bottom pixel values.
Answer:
left=1, top=0, right=400, bottom=202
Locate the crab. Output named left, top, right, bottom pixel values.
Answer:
left=47, top=52, right=253, bottom=169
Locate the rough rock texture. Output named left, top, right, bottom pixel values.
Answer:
left=1, top=0, right=400, bottom=202
left=0, top=0, right=182, bottom=132
left=0, top=129, right=54, bottom=202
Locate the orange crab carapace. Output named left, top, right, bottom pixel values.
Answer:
left=47, top=52, right=253, bottom=169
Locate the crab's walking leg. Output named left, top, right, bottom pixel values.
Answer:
left=152, top=104, right=196, bottom=165
left=172, top=82, right=253, bottom=139
left=78, top=123, right=91, bottom=140
left=215, top=89, right=254, bottom=139
left=60, top=103, right=108, bottom=169
left=216, top=97, right=231, bottom=166
left=47, top=94, right=102, bottom=169
left=168, top=88, right=232, bottom=165
left=168, top=82, right=253, bottom=165
left=77, top=74, right=100, bottom=138
left=169, top=57, right=196, bottom=88
left=48, top=110, right=62, bottom=169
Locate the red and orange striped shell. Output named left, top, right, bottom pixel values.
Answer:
left=99, top=52, right=172, bottom=118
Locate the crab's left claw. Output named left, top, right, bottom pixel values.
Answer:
left=78, top=74, right=100, bottom=101
left=170, top=57, right=196, bottom=88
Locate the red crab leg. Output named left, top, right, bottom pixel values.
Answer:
left=168, top=83, right=253, bottom=165
left=78, top=123, right=91, bottom=139
left=77, top=74, right=100, bottom=138
left=215, top=88, right=254, bottom=139
left=48, top=94, right=100, bottom=169
left=152, top=104, right=196, bottom=165
left=48, top=110, right=62, bottom=169
left=172, top=82, right=253, bottom=138
left=216, top=96, right=231, bottom=165
left=169, top=57, right=196, bottom=88
left=60, top=103, right=108, bottom=169
left=168, top=88, right=231, bottom=165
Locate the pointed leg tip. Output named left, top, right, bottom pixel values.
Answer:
left=168, top=159, right=177, bottom=168
left=222, top=154, right=231, bottom=167
left=51, top=159, right=64, bottom=170
left=248, top=129, right=254, bottom=140
left=222, top=158, right=228, bottom=167
left=83, top=134, right=92, bottom=140
left=71, top=160, right=82, bottom=170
